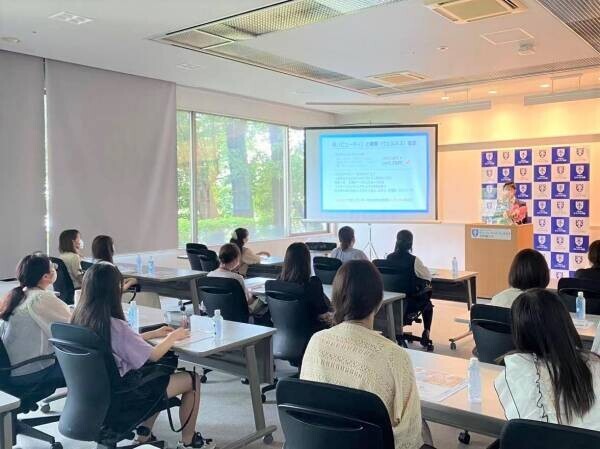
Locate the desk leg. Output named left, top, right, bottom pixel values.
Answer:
left=221, top=345, right=276, bottom=449
left=189, top=278, right=201, bottom=315
left=1, top=412, right=12, bottom=449
left=385, top=302, right=398, bottom=344
left=449, top=279, right=475, bottom=350
left=466, top=279, right=474, bottom=311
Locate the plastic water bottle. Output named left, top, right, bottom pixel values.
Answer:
left=127, top=300, right=139, bottom=332
left=147, top=256, right=155, bottom=275
left=213, top=309, right=223, bottom=339
left=135, top=254, right=142, bottom=273
left=451, top=257, right=459, bottom=278
left=576, top=291, right=586, bottom=322
left=468, top=357, right=482, bottom=403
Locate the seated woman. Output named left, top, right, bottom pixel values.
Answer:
left=495, top=289, right=600, bottom=430
left=91, top=234, right=137, bottom=291
left=301, top=260, right=428, bottom=449
left=490, top=249, right=549, bottom=308
left=71, top=263, right=213, bottom=448
left=207, top=243, right=255, bottom=305
left=0, top=254, right=71, bottom=387
left=330, top=226, right=368, bottom=263
left=386, top=230, right=434, bottom=347
left=59, top=228, right=84, bottom=288
left=266, top=242, right=331, bottom=333
left=576, top=240, right=600, bottom=282
left=230, top=228, right=270, bottom=276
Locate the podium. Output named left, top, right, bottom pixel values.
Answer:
left=465, top=223, right=533, bottom=299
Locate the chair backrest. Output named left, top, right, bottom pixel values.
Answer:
left=276, top=378, right=394, bottom=449
left=198, top=249, right=219, bottom=271
left=557, top=277, right=600, bottom=315
left=313, top=257, right=342, bottom=285
left=305, top=242, right=337, bottom=252
left=470, top=304, right=514, bottom=364
left=0, top=339, right=12, bottom=388
left=81, top=260, right=94, bottom=271
left=197, top=277, right=249, bottom=323
left=50, top=256, right=75, bottom=305
left=186, top=243, right=208, bottom=252
left=186, top=249, right=204, bottom=271
left=499, top=419, right=600, bottom=449
left=246, top=264, right=282, bottom=279
left=264, top=284, right=313, bottom=364
left=49, top=323, right=114, bottom=442
left=372, top=259, right=415, bottom=294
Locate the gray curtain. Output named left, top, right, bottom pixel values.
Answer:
left=45, top=60, right=177, bottom=255
left=0, top=50, right=46, bottom=278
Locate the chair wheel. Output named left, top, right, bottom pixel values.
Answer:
left=400, top=340, right=408, bottom=348
left=241, top=378, right=249, bottom=385
left=51, top=443, right=63, bottom=449
left=263, top=434, right=274, bottom=444
left=41, top=403, right=51, bottom=413
left=450, top=342, right=457, bottom=350
left=458, top=431, right=471, bottom=444
left=261, top=394, right=267, bottom=403
left=200, top=375, right=207, bottom=383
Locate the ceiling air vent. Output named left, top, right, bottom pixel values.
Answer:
left=369, top=71, right=427, bottom=86
left=424, top=0, right=525, bottom=23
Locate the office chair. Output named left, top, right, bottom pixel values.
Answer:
left=185, top=243, right=208, bottom=252
left=81, top=260, right=94, bottom=271
left=187, top=248, right=219, bottom=272
left=372, top=259, right=434, bottom=351
left=260, top=285, right=315, bottom=402
left=557, top=277, right=600, bottom=315
left=246, top=264, right=282, bottom=279
left=470, top=304, right=514, bottom=364
left=498, top=419, right=600, bottom=449
left=50, top=257, right=75, bottom=305
left=312, top=257, right=342, bottom=285
left=197, top=277, right=250, bottom=323
left=49, top=323, right=179, bottom=449
left=276, top=378, right=395, bottom=449
left=0, top=340, right=63, bottom=448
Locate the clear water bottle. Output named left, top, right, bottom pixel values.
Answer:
left=135, top=254, right=142, bottom=273
left=468, top=357, right=482, bottom=403
left=213, top=309, right=223, bottom=339
left=147, top=256, right=155, bottom=275
left=127, top=300, right=139, bottom=332
left=451, top=257, right=459, bottom=278
left=576, top=291, right=586, bottom=322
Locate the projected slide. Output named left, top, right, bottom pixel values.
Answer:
left=320, top=133, right=429, bottom=212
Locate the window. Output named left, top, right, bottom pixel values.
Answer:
left=177, top=111, right=327, bottom=247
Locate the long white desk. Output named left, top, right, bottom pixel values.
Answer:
left=245, top=277, right=406, bottom=344
left=136, top=305, right=277, bottom=448
left=407, top=349, right=505, bottom=438
left=0, top=391, right=20, bottom=448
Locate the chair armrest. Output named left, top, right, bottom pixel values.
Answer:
left=0, top=354, right=56, bottom=372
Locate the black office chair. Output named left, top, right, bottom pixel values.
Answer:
left=50, top=257, right=75, bottom=305
left=276, top=378, right=395, bottom=449
left=186, top=248, right=219, bottom=272
left=498, top=419, right=600, bottom=449
left=0, top=340, right=63, bottom=449
left=185, top=243, right=208, bottom=252
left=471, top=304, right=514, bottom=364
left=372, top=259, right=434, bottom=351
left=313, top=257, right=342, bottom=285
left=246, top=264, right=282, bottom=279
left=557, top=277, right=600, bottom=315
left=197, top=277, right=250, bottom=323
left=80, top=260, right=93, bottom=271
left=260, top=286, right=315, bottom=401
left=49, top=323, right=178, bottom=449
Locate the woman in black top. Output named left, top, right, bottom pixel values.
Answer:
left=576, top=240, right=600, bottom=282
left=266, top=242, right=331, bottom=333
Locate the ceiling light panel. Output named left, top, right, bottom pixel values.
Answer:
left=481, top=28, right=533, bottom=45
left=164, top=29, right=231, bottom=50
left=49, top=11, right=93, bottom=25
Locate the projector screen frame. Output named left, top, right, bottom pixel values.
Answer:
left=303, top=124, right=439, bottom=222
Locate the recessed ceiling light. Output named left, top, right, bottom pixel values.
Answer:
left=1, top=36, right=20, bottom=44
left=437, top=45, right=449, bottom=51
left=441, top=96, right=450, bottom=101
left=488, top=90, right=498, bottom=94
left=176, top=63, right=202, bottom=70
left=540, top=83, right=551, bottom=89
left=49, top=11, right=93, bottom=25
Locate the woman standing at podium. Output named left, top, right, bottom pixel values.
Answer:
left=502, top=182, right=528, bottom=225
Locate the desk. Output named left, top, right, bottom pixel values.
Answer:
left=0, top=391, right=20, bottom=448
left=408, top=349, right=505, bottom=438
left=117, top=263, right=206, bottom=314
left=245, top=277, right=406, bottom=344
left=137, top=306, right=277, bottom=448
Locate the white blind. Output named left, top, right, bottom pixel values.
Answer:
left=45, top=61, right=177, bottom=255
left=0, top=51, right=46, bottom=278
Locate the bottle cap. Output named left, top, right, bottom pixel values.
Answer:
left=214, top=309, right=221, bottom=317
left=578, top=291, right=584, bottom=296
left=469, top=357, right=478, bottom=365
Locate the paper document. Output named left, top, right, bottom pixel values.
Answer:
left=151, top=330, right=214, bottom=347
left=414, top=366, right=467, bottom=402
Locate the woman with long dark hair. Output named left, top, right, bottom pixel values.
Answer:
left=229, top=228, right=270, bottom=276
left=0, top=254, right=70, bottom=386
left=91, top=235, right=137, bottom=291
left=495, top=289, right=600, bottom=429
left=59, top=228, right=84, bottom=288
left=330, top=226, right=368, bottom=263
left=576, top=239, right=600, bottom=281
left=71, top=263, right=213, bottom=447
left=265, top=242, right=331, bottom=332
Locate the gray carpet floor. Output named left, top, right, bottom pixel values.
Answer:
left=15, top=299, right=495, bottom=449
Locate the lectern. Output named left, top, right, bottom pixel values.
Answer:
left=465, top=223, right=533, bottom=299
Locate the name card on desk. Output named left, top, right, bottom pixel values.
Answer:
left=470, top=228, right=512, bottom=241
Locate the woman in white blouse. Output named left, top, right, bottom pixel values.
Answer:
left=495, top=289, right=600, bottom=430
left=58, top=228, right=84, bottom=288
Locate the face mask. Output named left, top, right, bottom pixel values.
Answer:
left=78, top=240, right=85, bottom=250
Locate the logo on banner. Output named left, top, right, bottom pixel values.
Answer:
left=534, top=234, right=551, bottom=251
left=535, top=148, right=550, bottom=164
left=482, top=184, right=497, bottom=200
left=551, top=252, right=569, bottom=270
left=516, top=183, right=531, bottom=200
left=572, top=147, right=589, bottom=163
left=553, top=200, right=569, bottom=217
left=571, top=218, right=587, bottom=233
left=482, top=151, right=497, bottom=167
left=570, top=235, right=589, bottom=253
left=534, top=217, right=550, bottom=234
left=571, top=164, right=589, bottom=181
left=551, top=183, right=569, bottom=199
left=534, top=200, right=550, bottom=216
left=534, top=165, right=551, bottom=182
left=571, top=200, right=589, bottom=217
left=498, top=167, right=513, bottom=183
left=552, top=217, right=569, bottom=234
left=571, top=182, right=587, bottom=199
left=552, top=165, right=570, bottom=181
left=515, top=149, right=532, bottom=165
left=553, top=235, right=568, bottom=252
left=552, top=146, right=570, bottom=164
